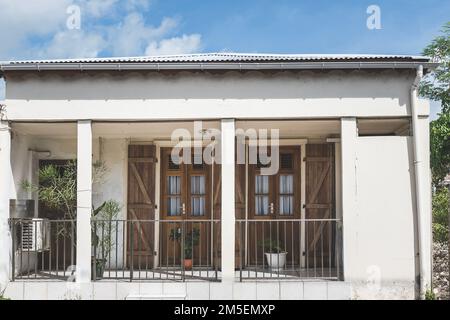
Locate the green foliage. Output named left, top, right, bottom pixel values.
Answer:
left=21, top=160, right=110, bottom=221
left=425, top=288, right=437, bottom=300
left=21, top=160, right=122, bottom=267
left=432, top=187, right=449, bottom=243
left=0, top=288, right=10, bottom=300
left=92, top=200, right=122, bottom=260
left=169, top=227, right=200, bottom=259
left=420, top=22, right=450, bottom=114
left=419, top=22, right=450, bottom=187
left=259, top=238, right=284, bottom=254
left=22, top=161, right=77, bottom=220
left=430, top=113, right=450, bottom=186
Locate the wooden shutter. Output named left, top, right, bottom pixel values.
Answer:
left=127, top=145, right=156, bottom=268
left=305, top=144, right=335, bottom=268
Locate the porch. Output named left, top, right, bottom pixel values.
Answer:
left=5, top=117, right=411, bottom=290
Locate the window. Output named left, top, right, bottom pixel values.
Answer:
left=167, top=176, right=181, bottom=216
left=190, top=175, right=206, bottom=216
left=279, top=174, right=294, bottom=215
left=255, top=175, right=269, bottom=215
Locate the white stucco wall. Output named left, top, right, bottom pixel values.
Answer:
left=4, top=70, right=429, bottom=121
left=350, top=136, right=417, bottom=299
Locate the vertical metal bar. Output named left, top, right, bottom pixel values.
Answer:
left=34, top=220, right=38, bottom=278
left=334, top=221, right=342, bottom=279
left=160, top=220, right=164, bottom=280
left=48, top=221, right=52, bottom=277
left=109, top=219, right=112, bottom=279
left=130, top=221, right=134, bottom=281
left=122, top=221, right=126, bottom=279
left=200, top=221, right=203, bottom=279
left=321, top=221, right=324, bottom=278
left=313, top=221, right=316, bottom=278
left=71, top=220, right=74, bottom=273
left=239, top=221, right=242, bottom=282
left=93, top=221, right=97, bottom=281
left=145, top=221, right=148, bottom=280
left=56, top=221, right=59, bottom=277
left=284, top=220, right=287, bottom=278
left=329, top=220, right=332, bottom=278
left=291, top=221, right=294, bottom=276
left=298, top=220, right=301, bottom=278
left=63, top=221, right=66, bottom=278
left=276, top=220, right=280, bottom=279
left=263, top=221, right=266, bottom=279
left=115, top=220, right=118, bottom=279
left=19, top=221, right=23, bottom=279
left=11, top=221, right=15, bottom=281
left=191, top=221, right=194, bottom=279
left=253, top=221, right=256, bottom=278
left=137, top=221, right=141, bottom=279
left=27, top=221, right=30, bottom=278
left=181, top=221, right=185, bottom=282
left=306, top=220, right=309, bottom=278
left=42, top=221, right=46, bottom=279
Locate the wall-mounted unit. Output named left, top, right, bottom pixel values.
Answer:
left=20, top=218, right=50, bottom=252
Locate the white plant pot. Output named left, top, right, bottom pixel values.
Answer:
left=265, top=252, right=287, bottom=270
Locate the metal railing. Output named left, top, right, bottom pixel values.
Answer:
left=91, top=219, right=221, bottom=281
left=236, top=219, right=342, bottom=280
left=10, top=218, right=76, bottom=281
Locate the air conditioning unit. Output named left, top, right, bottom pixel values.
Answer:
left=20, top=218, right=50, bottom=252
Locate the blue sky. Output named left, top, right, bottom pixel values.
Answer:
left=0, top=0, right=448, bottom=117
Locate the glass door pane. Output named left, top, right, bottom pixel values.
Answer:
left=255, top=175, right=269, bottom=215
left=167, top=175, right=181, bottom=216
left=190, top=175, right=206, bottom=216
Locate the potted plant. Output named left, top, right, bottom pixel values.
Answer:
left=169, top=227, right=200, bottom=271
left=260, top=238, right=287, bottom=270
left=91, top=200, right=121, bottom=280
left=23, top=160, right=121, bottom=280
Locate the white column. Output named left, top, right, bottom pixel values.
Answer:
left=221, top=119, right=235, bottom=282
left=340, top=117, right=357, bottom=281
left=0, top=121, right=11, bottom=289
left=76, top=120, right=92, bottom=283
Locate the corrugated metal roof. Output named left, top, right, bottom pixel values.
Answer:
left=1, top=52, right=431, bottom=64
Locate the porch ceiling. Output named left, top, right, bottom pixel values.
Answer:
left=10, top=118, right=410, bottom=140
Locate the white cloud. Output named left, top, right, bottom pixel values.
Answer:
left=39, top=30, right=106, bottom=59
left=107, top=14, right=178, bottom=57
left=0, top=0, right=72, bottom=59
left=83, top=0, right=119, bottom=18
left=0, top=1, right=202, bottom=60
left=145, top=34, right=202, bottom=55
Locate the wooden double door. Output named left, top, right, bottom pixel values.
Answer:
left=159, top=147, right=213, bottom=267
left=247, top=144, right=336, bottom=269
left=247, top=146, right=302, bottom=266
left=126, top=144, right=336, bottom=270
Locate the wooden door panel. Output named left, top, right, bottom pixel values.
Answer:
left=127, top=145, right=156, bottom=269
left=305, top=144, right=335, bottom=269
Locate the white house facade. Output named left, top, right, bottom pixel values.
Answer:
left=0, top=53, right=435, bottom=300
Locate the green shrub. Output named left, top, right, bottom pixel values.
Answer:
left=432, top=187, right=449, bottom=243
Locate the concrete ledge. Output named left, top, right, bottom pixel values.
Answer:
left=2, top=280, right=354, bottom=300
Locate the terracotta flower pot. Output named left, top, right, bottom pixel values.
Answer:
left=184, top=259, right=193, bottom=271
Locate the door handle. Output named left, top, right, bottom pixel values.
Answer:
left=181, top=203, right=186, bottom=215
left=269, top=203, right=274, bottom=214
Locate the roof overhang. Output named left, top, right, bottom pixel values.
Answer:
left=0, top=53, right=438, bottom=75
left=0, top=61, right=438, bottom=74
